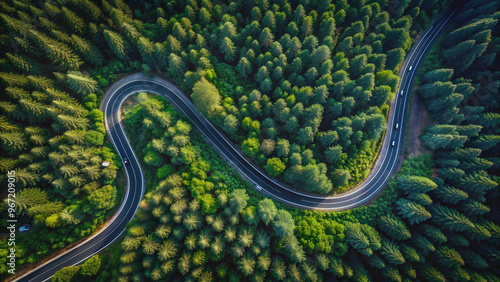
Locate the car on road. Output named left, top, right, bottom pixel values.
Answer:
left=395, top=123, right=399, bottom=130
left=400, top=90, right=404, bottom=97
left=19, top=224, right=31, bottom=232
left=123, top=157, right=130, bottom=166
left=256, top=185, right=263, bottom=191
left=409, top=66, right=413, bottom=71
left=392, top=141, right=396, bottom=147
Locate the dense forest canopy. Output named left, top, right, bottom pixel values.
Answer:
left=0, top=0, right=498, bottom=281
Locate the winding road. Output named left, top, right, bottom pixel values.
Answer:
left=15, top=7, right=458, bottom=282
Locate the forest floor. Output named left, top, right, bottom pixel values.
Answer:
left=407, top=86, right=433, bottom=158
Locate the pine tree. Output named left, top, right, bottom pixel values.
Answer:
left=471, top=134, right=500, bottom=151
left=435, top=246, right=464, bottom=268
left=379, top=240, right=405, bottom=265
left=366, top=253, right=386, bottom=269
left=411, top=234, right=435, bottom=255
left=283, top=235, right=306, bottom=263
left=138, top=36, right=155, bottom=67
left=103, top=29, right=127, bottom=59
left=199, top=7, right=211, bottom=25
left=377, top=214, right=411, bottom=241
left=158, top=240, right=177, bottom=261
left=236, top=57, right=252, bottom=78
left=458, top=171, right=498, bottom=199
left=142, top=235, right=160, bottom=255
left=18, top=98, right=48, bottom=122
left=14, top=188, right=48, bottom=214
left=30, top=31, right=82, bottom=71
left=397, top=175, right=437, bottom=194
left=0, top=13, right=33, bottom=37
left=396, top=198, right=431, bottom=225
left=70, top=34, right=104, bottom=66
left=407, top=193, right=433, bottom=206
left=167, top=53, right=185, bottom=78
left=270, top=258, right=287, bottom=280
left=65, top=71, right=98, bottom=95
left=238, top=254, right=256, bottom=276
left=402, top=244, right=421, bottom=263
left=56, top=115, right=89, bottom=131
left=419, top=224, right=447, bottom=244
left=447, top=232, right=469, bottom=248
left=0, top=131, right=28, bottom=152
left=257, top=198, right=277, bottom=225
left=429, top=203, right=475, bottom=232
left=273, top=210, right=295, bottom=238
left=61, top=7, right=85, bottom=33
left=315, top=253, right=330, bottom=271
left=28, top=76, right=54, bottom=91
left=287, top=263, right=302, bottom=281
left=436, top=167, right=465, bottom=180
left=461, top=199, right=490, bottom=216
left=445, top=17, right=496, bottom=46
left=443, top=40, right=488, bottom=73
left=344, top=222, right=371, bottom=255
left=460, top=249, right=489, bottom=269
left=5, top=53, right=42, bottom=75
left=154, top=42, right=168, bottom=69
left=220, top=37, right=236, bottom=62
left=0, top=73, right=29, bottom=87
left=361, top=224, right=381, bottom=250
left=0, top=157, right=17, bottom=172
left=220, top=22, right=237, bottom=39
left=301, top=262, right=318, bottom=281
left=419, top=263, right=446, bottom=282
left=260, top=28, right=275, bottom=49
left=433, top=185, right=469, bottom=204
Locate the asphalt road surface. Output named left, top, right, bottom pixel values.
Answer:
left=15, top=7, right=457, bottom=282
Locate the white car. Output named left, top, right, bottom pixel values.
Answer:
left=400, top=90, right=404, bottom=97
left=395, top=123, right=399, bottom=130
left=391, top=141, right=396, bottom=147
left=256, top=185, right=262, bottom=191
left=409, top=66, right=413, bottom=71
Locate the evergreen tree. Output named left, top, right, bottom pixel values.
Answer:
left=397, top=175, right=437, bottom=195
left=31, top=31, right=82, bottom=71
left=411, top=234, right=435, bottom=255
left=429, top=203, right=475, bottom=232
left=103, top=29, right=127, bottom=59
left=271, top=258, right=287, bottom=280
left=0, top=73, right=29, bottom=88
left=379, top=241, right=405, bottom=265
left=220, top=37, right=236, bottom=62
left=433, top=185, right=468, bottom=204
left=272, top=210, right=295, bottom=238
left=5, top=53, right=42, bottom=75
left=65, top=71, right=98, bottom=95
left=229, top=189, right=249, bottom=214
left=377, top=214, right=411, bottom=241
left=61, top=7, right=85, bottom=34
left=236, top=57, right=252, bottom=78
left=344, top=222, right=371, bottom=255
left=419, top=224, right=447, bottom=244
left=396, top=198, right=431, bottom=225
left=435, top=246, right=464, bottom=268
left=419, top=264, right=446, bottom=282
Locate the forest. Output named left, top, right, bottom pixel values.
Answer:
left=0, top=0, right=498, bottom=281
